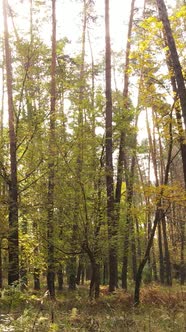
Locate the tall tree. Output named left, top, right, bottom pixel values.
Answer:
left=47, top=0, right=57, bottom=299
left=3, top=0, right=19, bottom=285
left=119, top=0, right=136, bottom=290
left=105, top=0, right=117, bottom=292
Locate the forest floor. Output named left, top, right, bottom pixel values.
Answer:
left=0, top=283, right=185, bottom=331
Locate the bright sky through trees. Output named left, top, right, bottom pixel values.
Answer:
left=0, top=0, right=176, bottom=128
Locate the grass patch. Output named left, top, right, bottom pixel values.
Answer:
left=0, top=284, right=185, bottom=331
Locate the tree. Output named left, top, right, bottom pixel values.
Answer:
left=47, top=0, right=57, bottom=299
left=3, top=0, right=19, bottom=285
left=118, top=0, right=136, bottom=290
left=105, top=0, right=117, bottom=292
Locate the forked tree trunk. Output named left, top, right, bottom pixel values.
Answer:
left=3, top=0, right=19, bottom=285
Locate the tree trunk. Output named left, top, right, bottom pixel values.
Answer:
left=3, top=0, right=19, bottom=285
left=180, top=218, right=185, bottom=284
left=47, top=0, right=56, bottom=299
left=164, top=41, right=186, bottom=285
left=105, top=0, right=117, bottom=292
left=131, top=220, right=137, bottom=282
left=67, top=257, right=76, bottom=290
left=152, top=245, right=158, bottom=282
left=57, top=267, right=63, bottom=291
left=158, top=222, right=164, bottom=284
left=89, top=261, right=100, bottom=299
left=115, top=0, right=136, bottom=291
left=0, top=240, right=2, bottom=288
left=103, top=261, right=109, bottom=285
left=76, top=260, right=83, bottom=286
left=135, top=217, right=141, bottom=262
left=33, top=270, right=40, bottom=291
left=162, top=216, right=172, bottom=285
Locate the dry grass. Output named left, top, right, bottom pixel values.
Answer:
left=0, top=284, right=185, bottom=331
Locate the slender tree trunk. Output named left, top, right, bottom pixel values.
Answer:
left=155, top=109, right=172, bottom=286
left=67, top=257, right=76, bottom=290
left=105, top=0, right=117, bottom=292
left=164, top=46, right=185, bottom=285
left=57, top=270, right=63, bottom=291
left=103, top=261, right=109, bottom=285
left=3, top=0, right=19, bottom=285
left=122, top=117, right=138, bottom=288
left=161, top=217, right=172, bottom=285
left=131, top=219, right=137, bottom=282
left=0, top=239, right=2, bottom=288
left=0, top=45, right=5, bottom=290
left=67, top=0, right=88, bottom=290
left=115, top=0, right=136, bottom=290
left=180, top=218, right=185, bottom=284
left=81, top=268, right=85, bottom=285
left=47, top=0, right=56, bottom=299
left=158, top=222, right=165, bottom=284
left=122, top=214, right=131, bottom=289
left=135, top=217, right=141, bottom=262
left=76, top=260, right=83, bottom=286
left=89, top=261, right=100, bottom=299
left=33, top=270, right=40, bottom=291
left=152, top=245, right=158, bottom=281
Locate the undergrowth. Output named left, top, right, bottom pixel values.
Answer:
left=0, top=284, right=185, bottom=331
